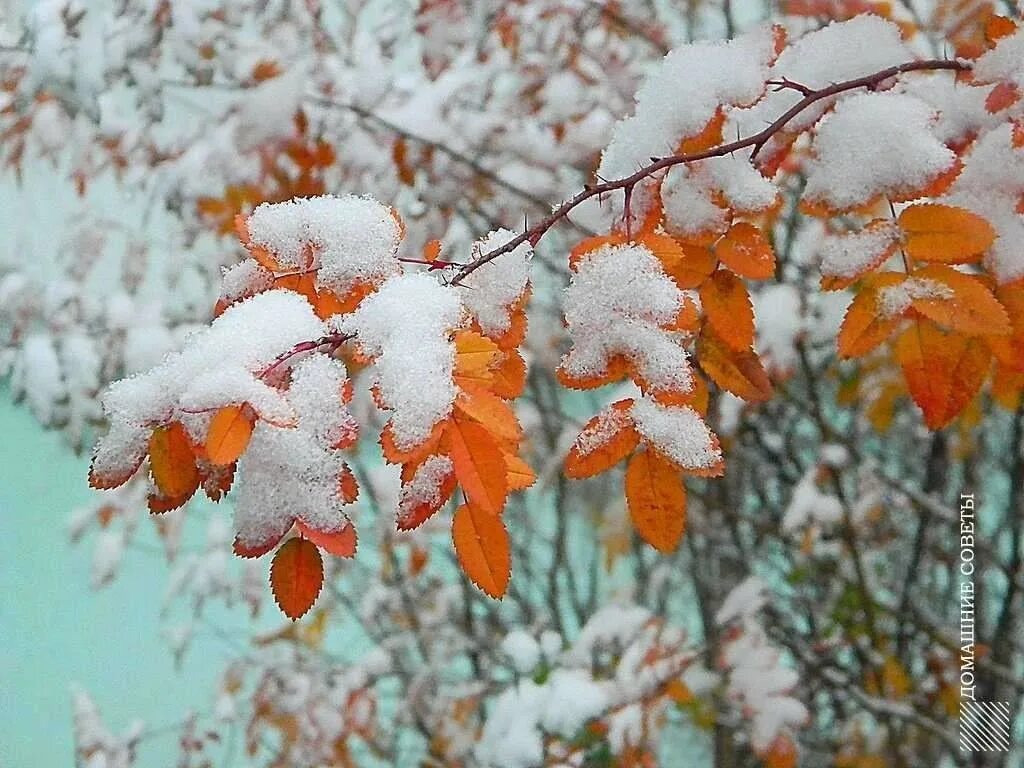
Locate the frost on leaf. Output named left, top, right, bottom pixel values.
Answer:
left=560, top=244, right=693, bottom=396
left=802, top=93, right=957, bottom=213
left=630, top=396, right=723, bottom=477
left=234, top=354, right=358, bottom=552
left=599, top=25, right=780, bottom=182
left=244, top=195, right=403, bottom=299
left=460, top=229, right=532, bottom=339
left=341, top=273, right=462, bottom=451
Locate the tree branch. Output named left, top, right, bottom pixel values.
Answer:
left=452, top=57, right=968, bottom=285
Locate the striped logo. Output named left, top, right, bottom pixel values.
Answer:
left=960, top=701, right=1011, bottom=752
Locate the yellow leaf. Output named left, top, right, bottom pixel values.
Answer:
left=898, top=204, right=995, bottom=263
left=908, top=264, right=1011, bottom=336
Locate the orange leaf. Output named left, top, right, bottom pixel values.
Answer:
left=455, top=384, right=523, bottom=449
left=895, top=320, right=991, bottom=429
left=909, top=265, right=1011, bottom=336
left=836, top=272, right=907, bottom=358
left=699, top=270, right=755, bottom=351
left=397, top=455, right=457, bottom=530
left=445, top=419, right=509, bottom=516
left=452, top=502, right=511, bottom=598
left=715, top=222, right=776, bottom=280
left=697, top=330, right=773, bottom=402
left=149, top=422, right=200, bottom=500
left=454, top=330, right=500, bottom=387
left=502, top=454, right=536, bottom=491
left=490, top=351, right=527, bottom=399
left=625, top=448, right=686, bottom=553
left=270, top=537, right=324, bottom=619
left=565, top=399, right=640, bottom=479
left=296, top=521, right=357, bottom=558
left=986, top=81, right=1021, bottom=113
left=662, top=242, right=717, bottom=289
left=988, top=285, right=1024, bottom=371
left=380, top=419, right=445, bottom=465
left=898, top=204, right=995, bottom=264
left=205, top=405, right=255, bottom=466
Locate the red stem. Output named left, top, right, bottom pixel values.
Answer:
left=451, top=58, right=968, bottom=285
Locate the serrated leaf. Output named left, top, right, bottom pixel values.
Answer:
left=715, top=222, right=776, bottom=280
left=836, top=272, right=907, bottom=358
left=445, top=418, right=509, bottom=516
left=898, top=204, right=995, bottom=264
left=696, top=330, right=773, bottom=402
left=908, top=265, right=1011, bottom=336
left=699, top=269, right=755, bottom=351
left=625, top=448, right=687, bottom=553
left=205, top=405, right=254, bottom=466
left=270, top=537, right=324, bottom=620
left=149, top=422, right=200, bottom=500
left=895, top=320, right=991, bottom=429
left=452, top=503, right=510, bottom=598
left=565, top=399, right=640, bottom=479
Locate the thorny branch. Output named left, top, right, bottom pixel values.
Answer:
left=451, top=57, right=969, bottom=285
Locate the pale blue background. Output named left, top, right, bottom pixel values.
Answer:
left=0, top=393, right=230, bottom=766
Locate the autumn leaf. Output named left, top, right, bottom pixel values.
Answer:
left=697, top=330, right=773, bottom=402
left=149, top=422, right=200, bottom=500
left=380, top=419, right=445, bottom=465
left=504, top=453, right=536, bottom=491
left=445, top=418, right=509, bottom=516
left=895, top=320, right=991, bottom=429
left=986, top=81, right=1021, bottom=113
left=699, top=269, right=755, bottom=351
left=296, top=520, right=357, bottom=558
left=452, top=502, right=511, bottom=598
left=662, top=242, right=717, bottom=289
left=205, top=405, right=255, bottom=466
left=625, top=448, right=687, bottom=553
left=908, top=265, right=1011, bottom=336
left=988, top=285, right=1024, bottom=371
left=453, top=330, right=500, bottom=387
left=836, top=272, right=907, bottom=358
left=455, top=384, right=523, bottom=449
left=397, top=455, right=457, bottom=530
left=715, top=222, right=776, bottom=280
left=897, top=204, right=995, bottom=263
left=270, top=537, right=325, bottom=620
left=565, top=399, right=640, bottom=478
left=490, top=351, right=527, bottom=399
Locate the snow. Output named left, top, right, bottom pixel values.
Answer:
left=234, top=354, right=358, bottom=548
left=340, top=273, right=463, bottom=450
left=730, top=15, right=912, bottom=157
left=876, top=277, right=953, bottom=318
left=93, top=290, right=324, bottom=491
left=803, top=92, right=955, bottom=212
left=245, top=195, right=403, bottom=297
left=943, top=124, right=1024, bottom=282
left=819, top=220, right=900, bottom=282
left=396, top=455, right=454, bottom=528
left=561, top=244, right=692, bottom=394
left=460, top=229, right=532, bottom=337
left=571, top=400, right=634, bottom=457
left=630, top=397, right=721, bottom=472
left=502, top=630, right=542, bottom=675
left=972, top=28, right=1024, bottom=92
left=217, top=258, right=274, bottom=309
left=754, top=284, right=803, bottom=373
left=716, top=576, right=767, bottom=624
left=662, top=156, right=778, bottom=239
left=782, top=468, right=844, bottom=531
left=16, top=333, right=65, bottom=424
left=599, top=25, right=779, bottom=181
